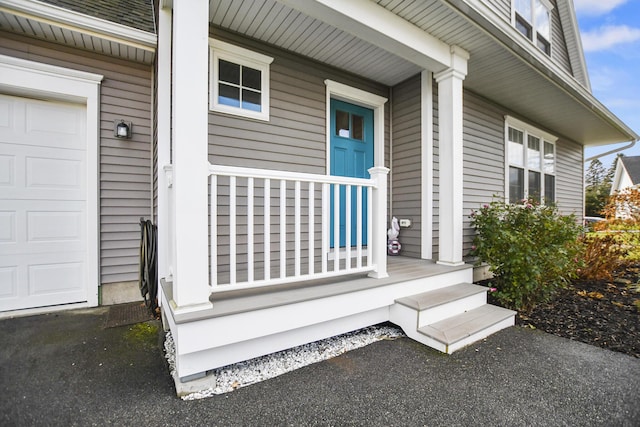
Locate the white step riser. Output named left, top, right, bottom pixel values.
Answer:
left=417, top=292, right=487, bottom=326
left=444, top=315, right=515, bottom=354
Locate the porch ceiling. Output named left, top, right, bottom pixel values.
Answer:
left=0, top=0, right=156, bottom=64
left=213, top=0, right=638, bottom=146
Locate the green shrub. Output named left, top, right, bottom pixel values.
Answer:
left=469, top=198, right=583, bottom=313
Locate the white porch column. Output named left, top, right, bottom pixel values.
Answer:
left=434, top=47, right=468, bottom=266
left=171, top=0, right=211, bottom=307
left=368, top=166, right=390, bottom=279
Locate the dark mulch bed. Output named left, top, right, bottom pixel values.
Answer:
left=486, top=265, right=640, bottom=358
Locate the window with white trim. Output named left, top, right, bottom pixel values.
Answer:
left=506, top=117, right=556, bottom=204
left=512, top=0, right=552, bottom=55
left=210, top=39, right=274, bottom=121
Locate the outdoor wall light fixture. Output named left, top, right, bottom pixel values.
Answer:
left=114, top=119, right=132, bottom=138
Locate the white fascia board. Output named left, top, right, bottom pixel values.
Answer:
left=277, top=0, right=462, bottom=73
left=446, top=0, right=638, bottom=144
left=1, top=0, right=157, bottom=51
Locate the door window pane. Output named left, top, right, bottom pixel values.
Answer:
left=509, top=167, right=524, bottom=203
left=352, top=114, right=364, bottom=140
left=336, top=110, right=350, bottom=138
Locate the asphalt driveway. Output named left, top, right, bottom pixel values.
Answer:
left=1, top=306, right=638, bottom=426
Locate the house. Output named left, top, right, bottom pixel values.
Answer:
left=1, top=0, right=638, bottom=388
left=611, top=155, right=640, bottom=194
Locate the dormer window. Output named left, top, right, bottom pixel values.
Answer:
left=513, top=0, right=552, bottom=55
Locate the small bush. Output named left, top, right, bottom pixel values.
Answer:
left=470, top=198, right=583, bottom=313
left=578, top=233, right=626, bottom=281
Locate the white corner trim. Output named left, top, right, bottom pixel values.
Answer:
left=0, top=53, right=102, bottom=308
left=420, top=71, right=433, bottom=260
left=0, top=0, right=157, bottom=50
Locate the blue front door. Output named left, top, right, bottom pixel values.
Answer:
left=330, top=99, right=374, bottom=247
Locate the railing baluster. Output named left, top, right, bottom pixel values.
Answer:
left=210, top=174, right=217, bottom=287
left=247, top=177, right=254, bottom=283
left=321, top=182, right=328, bottom=274
left=230, top=176, right=237, bottom=285
left=280, top=179, right=286, bottom=279
left=308, top=182, right=314, bottom=275
left=264, top=178, right=270, bottom=281
left=367, top=185, right=373, bottom=268
left=356, top=185, right=362, bottom=269
left=345, top=184, right=351, bottom=270
left=207, top=164, right=382, bottom=291
left=333, top=183, right=340, bottom=272
left=294, top=180, right=301, bottom=278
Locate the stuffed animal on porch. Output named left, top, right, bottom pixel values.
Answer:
left=387, top=216, right=401, bottom=255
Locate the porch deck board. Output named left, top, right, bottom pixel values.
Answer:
left=167, top=257, right=471, bottom=323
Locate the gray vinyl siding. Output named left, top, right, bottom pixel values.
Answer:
left=550, top=0, right=572, bottom=74
left=555, top=138, right=584, bottom=216
left=391, top=75, right=422, bottom=258
left=485, top=0, right=511, bottom=21
left=208, top=29, right=389, bottom=280
left=0, top=31, right=153, bottom=285
left=462, top=91, right=506, bottom=255
left=432, top=80, right=440, bottom=261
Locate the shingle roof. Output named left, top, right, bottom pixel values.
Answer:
left=38, top=0, right=155, bottom=33
left=621, top=156, right=640, bottom=185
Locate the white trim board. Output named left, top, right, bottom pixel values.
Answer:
left=0, top=54, right=103, bottom=309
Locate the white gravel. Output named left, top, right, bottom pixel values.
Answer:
left=164, top=324, right=405, bottom=400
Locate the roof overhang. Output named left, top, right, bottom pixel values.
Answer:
left=0, top=0, right=157, bottom=64
left=205, top=0, right=637, bottom=147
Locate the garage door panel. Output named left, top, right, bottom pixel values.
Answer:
left=0, top=94, right=88, bottom=312
left=0, top=154, right=15, bottom=186
left=0, top=266, right=18, bottom=298
left=0, top=143, right=85, bottom=200
left=0, top=211, right=16, bottom=243
left=0, top=202, right=85, bottom=255
left=26, top=156, right=83, bottom=190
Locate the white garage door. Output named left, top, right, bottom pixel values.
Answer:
left=0, top=94, right=89, bottom=312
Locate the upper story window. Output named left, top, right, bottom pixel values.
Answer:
left=506, top=116, right=557, bottom=204
left=513, top=0, right=552, bottom=55
left=210, top=39, right=274, bottom=121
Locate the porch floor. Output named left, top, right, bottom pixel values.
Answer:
left=169, top=257, right=471, bottom=323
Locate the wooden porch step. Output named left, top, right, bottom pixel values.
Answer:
left=395, top=282, right=487, bottom=311
left=417, top=304, right=516, bottom=354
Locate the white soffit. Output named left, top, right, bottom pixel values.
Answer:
left=0, top=0, right=157, bottom=64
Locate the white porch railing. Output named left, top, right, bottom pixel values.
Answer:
left=208, top=164, right=388, bottom=292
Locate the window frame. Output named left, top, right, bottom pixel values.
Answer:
left=209, top=39, right=274, bottom=121
left=511, top=0, right=553, bottom=55
left=505, top=116, right=557, bottom=204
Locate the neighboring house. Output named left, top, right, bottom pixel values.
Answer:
left=1, top=0, right=638, bottom=387
left=609, top=155, right=640, bottom=219
left=611, top=155, right=640, bottom=194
